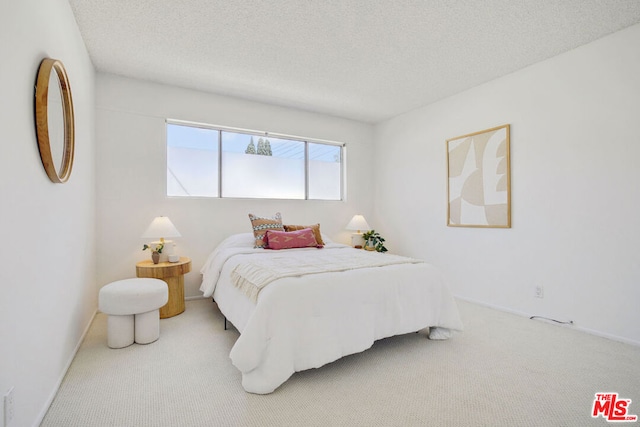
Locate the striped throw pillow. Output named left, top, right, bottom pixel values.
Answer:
left=248, top=212, right=284, bottom=248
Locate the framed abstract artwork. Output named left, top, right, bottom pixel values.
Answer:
left=446, top=124, right=511, bottom=228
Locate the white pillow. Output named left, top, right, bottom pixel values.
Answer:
left=320, top=233, right=334, bottom=244
left=217, top=233, right=256, bottom=250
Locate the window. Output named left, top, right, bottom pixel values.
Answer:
left=167, top=124, right=218, bottom=197
left=166, top=121, right=343, bottom=200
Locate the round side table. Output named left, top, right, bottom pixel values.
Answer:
left=136, top=257, right=191, bottom=318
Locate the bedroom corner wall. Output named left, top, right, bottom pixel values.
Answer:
left=95, top=74, right=374, bottom=299
left=372, top=23, right=640, bottom=345
left=0, top=1, right=96, bottom=426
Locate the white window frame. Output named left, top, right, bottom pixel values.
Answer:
left=166, top=119, right=345, bottom=201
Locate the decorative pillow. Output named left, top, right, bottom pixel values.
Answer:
left=248, top=212, right=284, bottom=248
left=265, top=228, right=323, bottom=250
left=283, top=223, right=325, bottom=246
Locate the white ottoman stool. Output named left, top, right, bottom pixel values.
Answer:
left=99, top=278, right=168, bottom=348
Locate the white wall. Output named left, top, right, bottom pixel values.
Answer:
left=0, top=0, right=96, bottom=426
left=95, top=74, right=374, bottom=297
left=373, top=24, right=640, bottom=345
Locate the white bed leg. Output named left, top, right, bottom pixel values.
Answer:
left=428, top=327, right=452, bottom=340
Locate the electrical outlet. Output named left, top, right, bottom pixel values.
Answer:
left=3, top=387, right=14, bottom=427
left=534, top=285, right=544, bottom=299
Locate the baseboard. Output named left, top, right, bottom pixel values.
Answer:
left=455, top=295, right=640, bottom=348
left=571, top=324, right=640, bottom=347
left=455, top=296, right=532, bottom=319
left=35, top=308, right=98, bottom=427
left=185, top=295, right=207, bottom=301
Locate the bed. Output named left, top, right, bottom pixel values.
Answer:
left=199, top=232, right=463, bottom=394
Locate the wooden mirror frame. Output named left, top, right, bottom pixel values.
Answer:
left=35, top=58, right=75, bottom=183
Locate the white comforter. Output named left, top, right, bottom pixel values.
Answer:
left=200, top=233, right=464, bottom=394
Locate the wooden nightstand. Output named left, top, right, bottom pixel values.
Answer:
left=136, top=257, right=191, bottom=318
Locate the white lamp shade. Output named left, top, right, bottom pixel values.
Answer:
left=141, top=216, right=181, bottom=240
left=345, top=215, right=370, bottom=232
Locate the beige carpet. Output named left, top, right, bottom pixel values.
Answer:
left=41, top=299, right=640, bottom=426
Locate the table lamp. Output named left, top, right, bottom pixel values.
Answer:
left=141, top=216, right=181, bottom=262
left=346, top=214, right=370, bottom=248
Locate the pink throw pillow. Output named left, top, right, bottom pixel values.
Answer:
left=264, top=228, right=323, bottom=250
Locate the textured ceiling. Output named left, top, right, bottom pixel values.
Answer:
left=69, top=0, right=640, bottom=123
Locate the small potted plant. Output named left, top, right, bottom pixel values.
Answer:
left=362, top=230, right=388, bottom=253
left=143, top=242, right=164, bottom=264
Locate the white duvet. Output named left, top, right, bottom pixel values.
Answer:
left=200, top=233, right=464, bottom=394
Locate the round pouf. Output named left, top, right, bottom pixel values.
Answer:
left=99, top=278, right=168, bottom=348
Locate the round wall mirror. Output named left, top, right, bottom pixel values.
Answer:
left=35, top=58, right=75, bottom=183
